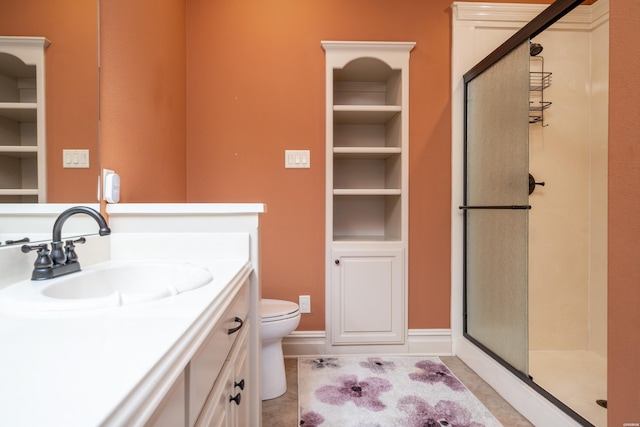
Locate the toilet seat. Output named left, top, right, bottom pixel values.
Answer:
left=261, top=299, right=300, bottom=323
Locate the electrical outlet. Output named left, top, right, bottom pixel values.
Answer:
left=299, top=295, right=311, bottom=313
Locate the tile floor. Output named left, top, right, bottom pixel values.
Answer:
left=262, top=356, right=534, bottom=426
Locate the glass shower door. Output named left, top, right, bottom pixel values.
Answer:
left=462, top=41, right=531, bottom=375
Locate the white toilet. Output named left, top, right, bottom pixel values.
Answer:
left=260, top=298, right=301, bottom=400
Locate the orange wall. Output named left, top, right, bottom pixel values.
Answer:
left=185, top=0, right=456, bottom=331
left=608, top=0, right=640, bottom=423
left=1, top=0, right=99, bottom=202
left=100, top=0, right=187, bottom=202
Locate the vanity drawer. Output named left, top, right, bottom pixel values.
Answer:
left=188, top=280, right=249, bottom=426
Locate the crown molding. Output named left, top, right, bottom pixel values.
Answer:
left=452, top=1, right=608, bottom=30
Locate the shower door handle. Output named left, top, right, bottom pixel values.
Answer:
left=459, top=205, right=531, bottom=210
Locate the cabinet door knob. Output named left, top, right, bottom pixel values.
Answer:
left=335, top=259, right=340, bottom=265
left=229, top=393, right=241, bottom=405
left=234, top=379, right=245, bottom=390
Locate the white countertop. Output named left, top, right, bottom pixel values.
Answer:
left=0, top=258, right=252, bottom=426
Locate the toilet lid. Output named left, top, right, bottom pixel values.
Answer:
left=261, top=299, right=299, bottom=320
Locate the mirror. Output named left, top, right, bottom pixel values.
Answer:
left=0, top=0, right=100, bottom=203
left=0, top=1, right=100, bottom=244
left=0, top=203, right=102, bottom=247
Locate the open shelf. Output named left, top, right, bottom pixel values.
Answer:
left=334, top=154, right=401, bottom=190
left=328, top=52, right=408, bottom=242
left=334, top=115, right=401, bottom=149
left=0, top=38, right=47, bottom=203
left=0, top=103, right=37, bottom=121
left=332, top=194, right=402, bottom=241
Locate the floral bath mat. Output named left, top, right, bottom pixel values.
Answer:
left=298, top=356, right=503, bottom=427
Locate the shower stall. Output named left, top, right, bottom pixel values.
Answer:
left=527, top=10, right=609, bottom=425
left=453, top=1, right=609, bottom=426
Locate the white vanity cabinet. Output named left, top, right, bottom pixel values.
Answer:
left=190, top=279, right=250, bottom=426
left=0, top=205, right=266, bottom=427
left=323, top=42, right=414, bottom=350
left=0, top=37, right=48, bottom=203
left=195, top=323, right=250, bottom=427
left=145, top=277, right=252, bottom=427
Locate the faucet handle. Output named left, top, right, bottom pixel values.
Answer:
left=5, top=237, right=30, bottom=246
left=21, top=243, right=48, bottom=254
left=21, top=243, right=53, bottom=270
left=65, top=237, right=86, bottom=263
left=65, top=237, right=86, bottom=250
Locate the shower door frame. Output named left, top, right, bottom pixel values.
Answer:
left=460, top=0, right=593, bottom=425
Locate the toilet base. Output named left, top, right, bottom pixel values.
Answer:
left=261, top=339, right=287, bottom=400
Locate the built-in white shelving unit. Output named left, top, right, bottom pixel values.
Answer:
left=323, top=41, right=414, bottom=350
left=0, top=37, right=49, bottom=203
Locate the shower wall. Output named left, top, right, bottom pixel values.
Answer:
left=528, top=6, right=608, bottom=356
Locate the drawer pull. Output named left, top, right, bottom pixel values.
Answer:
left=235, top=379, right=245, bottom=390
left=227, top=316, right=244, bottom=335
left=229, top=392, right=241, bottom=405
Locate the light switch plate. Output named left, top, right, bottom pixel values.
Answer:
left=285, top=150, right=310, bottom=168
left=62, top=149, right=90, bottom=168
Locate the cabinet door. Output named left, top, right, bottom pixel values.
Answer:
left=194, top=362, right=233, bottom=427
left=189, top=282, right=249, bottom=425
left=331, top=249, right=404, bottom=344
left=230, top=325, right=250, bottom=426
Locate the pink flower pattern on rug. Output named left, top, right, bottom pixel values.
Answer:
left=315, top=374, right=393, bottom=411
left=360, top=357, right=397, bottom=374
left=298, top=357, right=503, bottom=426
left=397, top=395, right=486, bottom=427
left=409, top=359, right=466, bottom=391
left=299, top=410, right=325, bottom=426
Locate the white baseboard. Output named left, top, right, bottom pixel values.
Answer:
left=456, top=337, right=581, bottom=427
left=407, top=329, right=453, bottom=355
left=282, top=331, right=327, bottom=357
left=282, top=329, right=452, bottom=357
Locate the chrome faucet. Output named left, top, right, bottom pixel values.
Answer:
left=22, top=206, right=111, bottom=280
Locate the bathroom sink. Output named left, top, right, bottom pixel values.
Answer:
left=0, top=261, right=213, bottom=312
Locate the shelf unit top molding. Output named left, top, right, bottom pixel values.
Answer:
left=0, top=36, right=50, bottom=47
left=322, top=41, right=415, bottom=69
left=321, top=41, right=415, bottom=53
left=0, top=37, right=50, bottom=64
